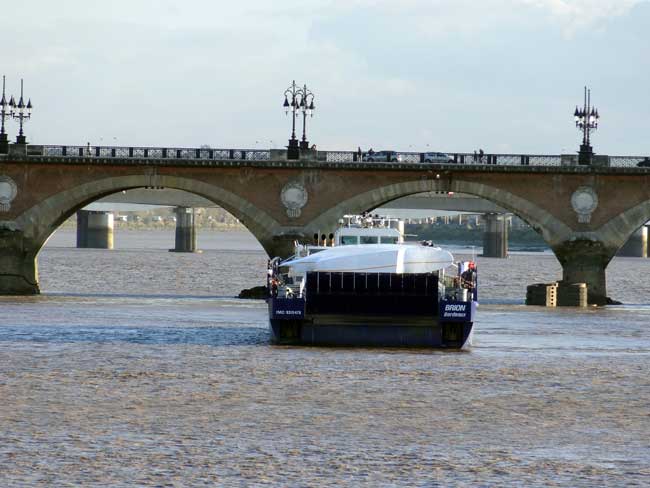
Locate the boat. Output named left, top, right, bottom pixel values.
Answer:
left=266, top=214, right=477, bottom=348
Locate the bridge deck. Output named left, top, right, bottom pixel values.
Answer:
left=2, top=146, right=649, bottom=174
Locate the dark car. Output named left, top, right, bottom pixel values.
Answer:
left=637, top=158, right=650, bottom=167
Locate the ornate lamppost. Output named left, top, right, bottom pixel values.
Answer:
left=298, top=83, right=315, bottom=150
left=283, top=80, right=315, bottom=159
left=11, top=79, right=33, bottom=145
left=0, top=76, right=10, bottom=153
left=573, top=86, right=599, bottom=165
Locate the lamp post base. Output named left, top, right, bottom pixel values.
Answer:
left=287, top=138, right=300, bottom=160
left=299, top=140, right=310, bottom=150
left=15, top=134, right=26, bottom=145
left=578, top=144, right=593, bottom=166
left=0, top=133, right=8, bottom=154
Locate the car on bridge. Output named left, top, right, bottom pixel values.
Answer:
left=364, top=150, right=402, bottom=162
left=637, top=157, right=650, bottom=167
left=422, top=152, right=454, bottom=163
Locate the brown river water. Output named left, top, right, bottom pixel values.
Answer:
left=1, top=229, right=649, bottom=487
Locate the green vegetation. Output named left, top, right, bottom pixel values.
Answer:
left=405, top=223, right=548, bottom=249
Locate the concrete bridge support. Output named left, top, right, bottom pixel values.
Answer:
left=616, top=226, right=647, bottom=258
left=0, top=226, right=39, bottom=295
left=482, top=213, right=508, bottom=258
left=554, top=240, right=612, bottom=306
left=76, top=210, right=114, bottom=249
left=170, top=207, right=198, bottom=253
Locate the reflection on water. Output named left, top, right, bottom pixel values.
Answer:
left=0, top=229, right=648, bottom=486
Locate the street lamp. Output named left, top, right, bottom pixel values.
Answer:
left=283, top=80, right=300, bottom=159
left=573, top=86, right=599, bottom=165
left=283, top=80, right=315, bottom=159
left=0, top=76, right=10, bottom=153
left=10, top=79, right=33, bottom=145
left=297, top=83, right=315, bottom=151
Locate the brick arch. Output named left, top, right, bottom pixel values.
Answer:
left=596, top=200, right=650, bottom=252
left=304, top=177, right=573, bottom=248
left=15, top=174, right=282, bottom=255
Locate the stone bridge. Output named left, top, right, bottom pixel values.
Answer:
left=1, top=145, right=650, bottom=305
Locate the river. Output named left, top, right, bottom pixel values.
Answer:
left=1, top=229, right=648, bottom=486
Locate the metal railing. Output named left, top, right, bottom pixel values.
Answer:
left=321, top=151, right=650, bottom=168
left=28, top=145, right=649, bottom=169
left=42, top=145, right=271, bottom=161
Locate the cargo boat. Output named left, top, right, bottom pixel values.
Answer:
left=267, top=215, right=477, bottom=348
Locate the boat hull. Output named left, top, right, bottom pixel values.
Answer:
left=267, top=270, right=476, bottom=349
left=269, top=307, right=474, bottom=349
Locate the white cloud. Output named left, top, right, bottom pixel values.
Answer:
left=521, top=0, right=648, bottom=33
left=1, top=0, right=648, bottom=153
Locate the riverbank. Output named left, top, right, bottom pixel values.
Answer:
left=58, top=220, right=245, bottom=232
left=405, top=223, right=549, bottom=250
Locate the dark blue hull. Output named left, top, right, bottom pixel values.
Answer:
left=268, top=303, right=474, bottom=349
left=267, top=271, right=476, bottom=349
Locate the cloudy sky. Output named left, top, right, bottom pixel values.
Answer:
left=2, top=0, right=649, bottom=155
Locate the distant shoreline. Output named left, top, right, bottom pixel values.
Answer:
left=57, top=222, right=246, bottom=232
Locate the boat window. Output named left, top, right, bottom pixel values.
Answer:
left=341, top=236, right=358, bottom=245
left=360, top=236, right=379, bottom=244
left=380, top=236, right=398, bottom=244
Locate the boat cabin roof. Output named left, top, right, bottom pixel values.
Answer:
left=335, top=214, right=403, bottom=245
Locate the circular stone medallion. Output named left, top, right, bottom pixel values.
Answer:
left=0, top=176, right=17, bottom=212
left=280, top=182, right=308, bottom=218
left=570, top=186, right=598, bottom=223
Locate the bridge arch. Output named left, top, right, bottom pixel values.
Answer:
left=3, top=174, right=285, bottom=294
left=301, top=176, right=639, bottom=304
left=17, top=174, right=282, bottom=254
left=304, top=176, right=573, bottom=248
left=597, top=200, right=650, bottom=252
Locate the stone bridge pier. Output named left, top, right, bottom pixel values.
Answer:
left=0, top=224, right=39, bottom=295
left=170, top=207, right=198, bottom=253
left=553, top=239, right=613, bottom=305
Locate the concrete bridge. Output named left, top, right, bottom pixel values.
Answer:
left=1, top=144, right=650, bottom=304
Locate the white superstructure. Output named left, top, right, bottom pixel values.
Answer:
left=278, top=214, right=453, bottom=295
left=282, top=244, right=453, bottom=274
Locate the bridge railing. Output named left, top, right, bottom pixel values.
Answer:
left=431, top=153, right=563, bottom=166
left=42, top=145, right=272, bottom=161
left=38, top=145, right=648, bottom=168
left=608, top=156, right=649, bottom=168
left=324, top=151, right=564, bottom=166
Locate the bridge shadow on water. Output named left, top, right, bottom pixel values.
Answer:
left=43, top=292, right=249, bottom=301
left=0, top=324, right=270, bottom=347
left=0, top=291, right=273, bottom=346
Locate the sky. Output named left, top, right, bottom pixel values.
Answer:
left=2, top=0, right=649, bottom=155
